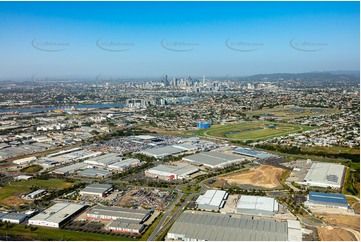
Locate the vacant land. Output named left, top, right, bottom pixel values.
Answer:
left=347, top=197, right=360, bottom=214
left=193, top=121, right=315, bottom=141
left=0, top=224, right=132, bottom=241
left=317, top=227, right=357, bottom=241
left=218, top=165, right=287, bottom=189
left=316, top=213, right=360, bottom=231
left=0, top=179, right=74, bottom=207
left=20, top=164, right=43, bottom=173
left=246, top=105, right=339, bottom=120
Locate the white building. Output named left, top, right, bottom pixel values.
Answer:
left=196, top=190, right=228, bottom=211
left=28, top=202, right=87, bottom=228
left=297, top=162, right=346, bottom=189
left=24, top=189, right=46, bottom=200
left=79, top=184, right=113, bottom=197
left=236, top=195, right=279, bottom=216
left=107, top=158, right=141, bottom=171
left=13, top=156, right=37, bottom=166
left=84, top=153, right=122, bottom=167
left=145, top=164, right=199, bottom=181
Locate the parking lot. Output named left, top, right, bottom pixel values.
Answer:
left=282, top=159, right=313, bottom=183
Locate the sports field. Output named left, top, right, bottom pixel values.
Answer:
left=0, top=179, right=74, bottom=207
left=246, top=105, right=339, bottom=120
left=194, top=121, right=315, bottom=141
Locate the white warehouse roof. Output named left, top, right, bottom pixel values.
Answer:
left=196, top=190, right=228, bottom=207
left=303, top=162, right=345, bottom=188
left=237, top=195, right=278, bottom=213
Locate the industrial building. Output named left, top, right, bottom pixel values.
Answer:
left=28, top=202, right=87, bottom=228
left=24, top=189, right=46, bottom=200
left=145, top=164, right=199, bottom=180
left=197, top=121, right=211, bottom=129
left=107, top=158, right=141, bottom=171
left=79, top=184, right=113, bottom=198
left=12, top=156, right=37, bottom=166
left=87, top=206, right=152, bottom=223
left=236, top=195, right=279, bottom=216
left=0, top=212, right=28, bottom=224
left=52, top=162, right=88, bottom=175
left=304, top=192, right=349, bottom=209
left=183, top=151, right=245, bottom=169
left=77, top=168, right=112, bottom=178
left=195, top=190, right=228, bottom=211
left=140, top=145, right=196, bottom=159
left=84, top=153, right=122, bottom=167
left=287, top=220, right=303, bottom=241
left=107, top=219, right=146, bottom=234
left=233, top=148, right=273, bottom=159
left=167, top=212, right=290, bottom=241
left=297, top=162, right=346, bottom=189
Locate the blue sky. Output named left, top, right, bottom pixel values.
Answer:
left=0, top=1, right=359, bottom=79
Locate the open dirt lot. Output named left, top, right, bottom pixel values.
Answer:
left=316, top=214, right=360, bottom=231
left=219, top=165, right=286, bottom=189
left=318, top=226, right=357, bottom=241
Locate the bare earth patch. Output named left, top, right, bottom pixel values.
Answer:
left=318, top=226, right=357, bottom=241
left=0, top=195, right=27, bottom=207
left=220, top=165, right=286, bottom=189
left=316, top=213, right=360, bottom=230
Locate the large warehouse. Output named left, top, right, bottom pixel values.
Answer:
left=52, top=162, right=88, bottom=175
left=183, top=151, right=245, bottom=169
left=196, top=190, right=228, bottom=211
left=236, top=195, right=279, bottom=216
left=28, top=202, right=87, bottom=228
left=304, top=192, right=349, bottom=209
left=87, top=206, right=152, bottom=223
left=84, top=153, right=122, bottom=167
left=167, top=212, right=291, bottom=241
left=107, top=158, right=141, bottom=171
left=79, top=184, right=113, bottom=198
left=297, top=162, right=346, bottom=189
left=107, top=219, right=146, bottom=234
left=139, top=144, right=196, bottom=159
left=145, top=164, right=199, bottom=180
left=233, top=148, right=273, bottom=159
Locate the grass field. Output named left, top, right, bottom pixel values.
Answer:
left=20, top=164, right=43, bottom=173
left=245, top=105, right=339, bottom=120
left=192, top=121, right=315, bottom=141
left=0, top=179, right=74, bottom=207
left=0, top=224, right=132, bottom=241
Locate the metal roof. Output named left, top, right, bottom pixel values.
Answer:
left=140, top=146, right=185, bottom=158
left=53, top=162, right=88, bottom=174
left=29, top=202, right=86, bottom=224
left=147, top=164, right=199, bottom=177
left=196, top=190, right=227, bottom=207
left=233, top=148, right=273, bottom=159
left=183, top=151, right=243, bottom=168
left=237, top=195, right=278, bottom=213
left=80, top=184, right=112, bottom=194
left=85, top=153, right=122, bottom=165
left=108, top=219, right=144, bottom=230
left=88, top=206, right=149, bottom=221
left=304, top=162, right=345, bottom=187
left=309, top=192, right=347, bottom=205
left=78, top=168, right=111, bottom=177
left=0, top=212, right=28, bottom=221
left=168, top=212, right=288, bottom=241
left=108, top=158, right=140, bottom=169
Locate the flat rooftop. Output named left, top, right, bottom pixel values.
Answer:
left=80, top=184, right=113, bottom=194
left=168, top=212, right=288, bottom=241
left=183, top=151, right=243, bottom=168
left=88, top=206, right=149, bottom=221
left=304, top=162, right=345, bottom=187
left=237, top=195, right=278, bottom=213
left=140, top=146, right=184, bottom=157
left=147, top=164, right=199, bottom=176
left=29, top=202, right=86, bottom=224
left=78, top=168, right=111, bottom=177
left=196, top=190, right=227, bottom=207
left=233, top=148, right=273, bottom=159
left=309, top=192, right=348, bottom=205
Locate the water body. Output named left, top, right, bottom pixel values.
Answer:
left=0, top=103, right=125, bottom=113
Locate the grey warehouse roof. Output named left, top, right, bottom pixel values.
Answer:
left=168, top=212, right=288, bottom=241
left=80, top=184, right=112, bottom=194
left=183, top=151, right=243, bottom=168
left=29, top=203, right=86, bottom=224
left=147, top=164, right=199, bottom=177
left=237, top=195, right=278, bottom=213
left=196, top=190, right=227, bottom=207
left=78, top=168, right=111, bottom=177
left=88, top=206, right=149, bottom=221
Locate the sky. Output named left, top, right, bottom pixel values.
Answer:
left=0, top=1, right=359, bottom=80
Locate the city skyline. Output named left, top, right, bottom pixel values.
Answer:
left=0, top=1, right=359, bottom=79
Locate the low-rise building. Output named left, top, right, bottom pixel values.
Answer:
left=145, top=164, right=199, bottom=180
left=79, top=184, right=113, bottom=198
left=236, top=195, right=279, bottom=216
left=304, top=192, right=349, bottom=209
left=196, top=190, right=228, bottom=211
